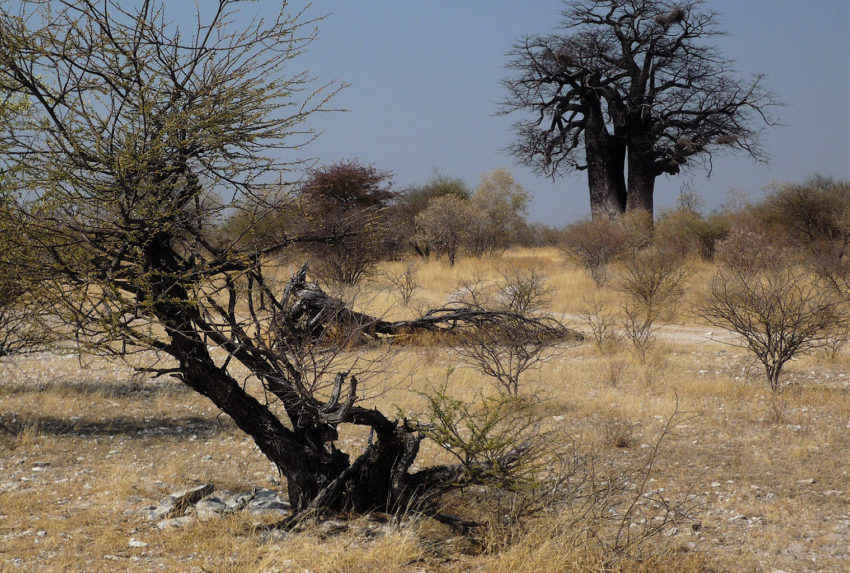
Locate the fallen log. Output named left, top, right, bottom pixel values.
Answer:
left=275, top=263, right=583, bottom=345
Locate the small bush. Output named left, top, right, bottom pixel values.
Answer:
left=754, top=175, right=850, bottom=251
left=561, top=218, right=628, bottom=286
left=615, top=247, right=690, bottom=362
left=383, top=261, right=421, bottom=306
left=699, top=231, right=846, bottom=391
left=452, top=271, right=568, bottom=396
left=619, top=209, right=653, bottom=251
left=496, top=267, right=552, bottom=314
left=655, top=208, right=730, bottom=260
left=578, top=295, right=621, bottom=352
left=713, top=228, right=793, bottom=273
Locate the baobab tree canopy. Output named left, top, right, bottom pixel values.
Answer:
left=503, top=0, right=777, bottom=219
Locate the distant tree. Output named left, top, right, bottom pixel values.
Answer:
left=503, top=0, right=777, bottom=219
left=398, top=174, right=470, bottom=257
left=469, top=168, right=531, bottom=255
left=297, top=160, right=396, bottom=284
left=414, top=194, right=482, bottom=265
left=754, top=175, right=850, bottom=255
left=401, top=173, right=471, bottom=216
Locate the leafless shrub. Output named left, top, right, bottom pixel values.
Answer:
left=619, top=209, right=653, bottom=251
left=560, top=218, right=627, bottom=286
left=616, top=247, right=690, bottom=362
left=453, top=272, right=571, bottom=396
left=808, top=239, right=850, bottom=298
left=428, top=394, right=694, bottom=563
left=578, top=295, right=621, bottom=352
left=820, top=324, right=849, bottom=362
left=699, top=232, right=846, bottom=391
left=534, top=399, right=693, bottom=565
left=601, top=413, right=637, bottom=448
left=383, top=261, right=421, bottom=306
left=495, top=267, right=552, bottom=314
left=604, top=357, right=629, bottom=387
left=714, top=227, right=792, bottom=273
left=455, top=314, right=568, bottom=396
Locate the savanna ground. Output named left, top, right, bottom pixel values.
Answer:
left=1, top=248, right=848, bottom=572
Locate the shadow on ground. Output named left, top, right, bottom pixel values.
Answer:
left=0, top=412, right=231, bottom=439
left=0, top=378, right=190, bottom=398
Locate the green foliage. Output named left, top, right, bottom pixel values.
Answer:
left=400, top=173, right=471, bottom=216
left=0, top=0, right=339, bottom=353
left=420, top=371, right=543, bottom=485
left=0, top=194, right=51, bottom=356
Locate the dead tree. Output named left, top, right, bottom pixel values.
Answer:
left=277, top=263, right=579, bottom=344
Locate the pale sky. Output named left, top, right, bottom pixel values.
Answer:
left=216, top=1, right=850, bottom=224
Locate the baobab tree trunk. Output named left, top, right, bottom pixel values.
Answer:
left=625, top=137, right=658, bottom=216
left=584, top=96, right=627, bottom=219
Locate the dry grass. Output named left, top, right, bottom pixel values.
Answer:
left=2, top=248, right=849, bottom=571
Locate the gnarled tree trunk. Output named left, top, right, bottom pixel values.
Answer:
left=148, top=248, right=543, bottom=518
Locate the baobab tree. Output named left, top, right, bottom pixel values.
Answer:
left=503, top=0, right=776, bottom=219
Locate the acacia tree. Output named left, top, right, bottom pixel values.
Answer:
left=0, top=0, right=530, bottom=518
left=297, top=160, right=396, bottom=284
left=503, top=0, right=776, bottom=218
left=699, top=230, right=845, bottom=391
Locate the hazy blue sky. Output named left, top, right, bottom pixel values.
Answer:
left=235, top=1, right=849, bottom=224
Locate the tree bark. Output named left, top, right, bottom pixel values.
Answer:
left=141, top=244, right=539, bottom=518
left=625, top=134, right=658, bottom=216
left=584, top=95, right=627, bottom=219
